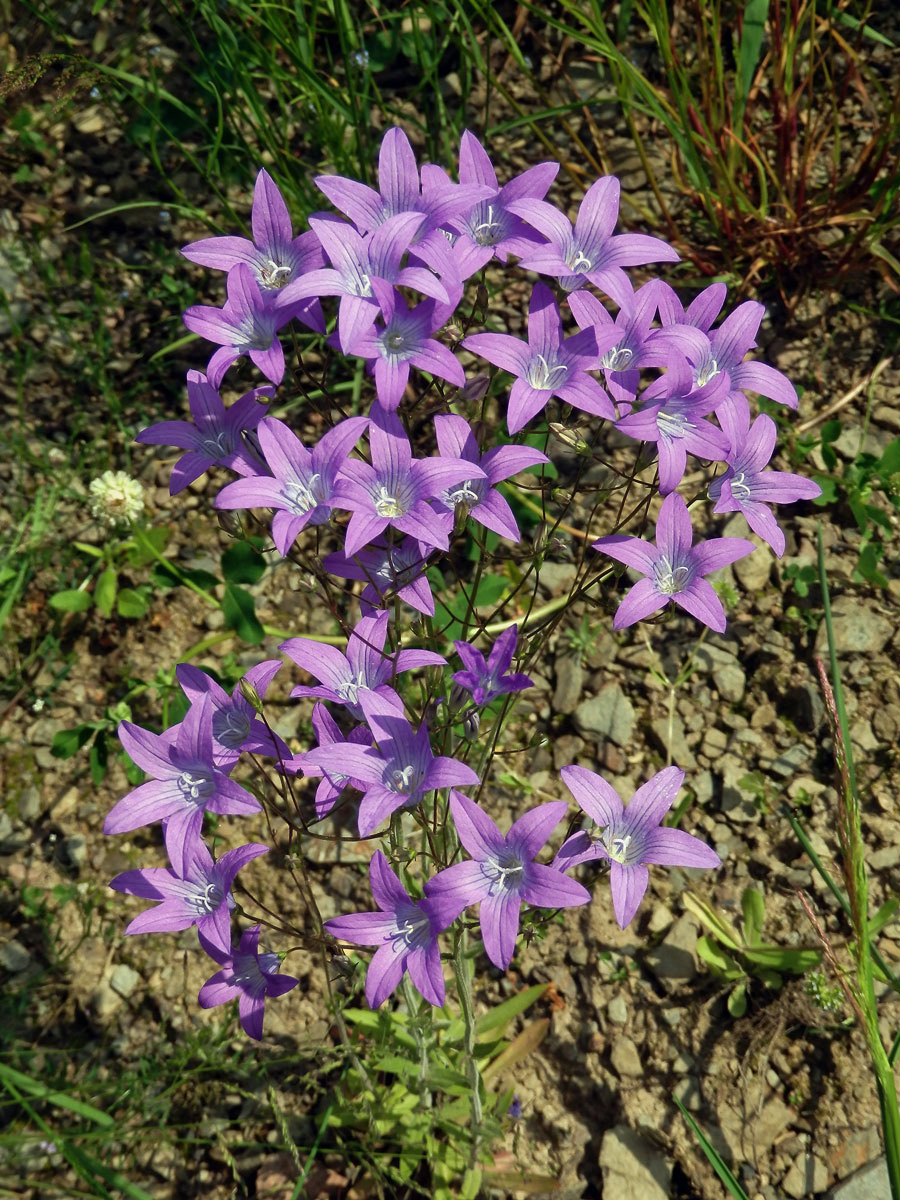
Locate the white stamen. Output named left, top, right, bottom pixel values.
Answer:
left=526, top=353, right=569, bottom=390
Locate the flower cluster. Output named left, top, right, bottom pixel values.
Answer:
left=105, top=127, right=819, bottom=1029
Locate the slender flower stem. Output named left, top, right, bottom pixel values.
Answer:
left=453, top=926, right=483, bottom=1163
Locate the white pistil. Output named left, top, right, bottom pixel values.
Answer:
left=567, top=249, right=593, bottom=272
left=259, top=259, right=293, bottom=289
left=654, top=554, right=691, bottom=595
left=283, top=473, right=323, bottom=514
left=374, top=485, right=404, bottom=518
left=730, top=471, right=752, bottom=501
left=601, top=346, right=634, bottom=371
left=526, top=353, right=569, bottom=390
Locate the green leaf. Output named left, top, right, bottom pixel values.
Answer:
left=696, top=936, right=744, bottom=980
left=727, top=981, right=748, bottom=1017
left=474, top=575, right=509, bottom=606
left=821, top=419, right=842, bottom=444
left=869, top=897, right=899, bottom=937
left=741, top=888, right=765, bottom=946
left=855, top=543, right=888, bottom=588
left=94, top=568, right=118, bottom=618
left=878, top=438, right=900, bottom=477
left=0, top=1062, right=113, bottom=1127
left=89, top=731, right=108, bottom=785
left=674, top=1094, right=752, bottom=1199
left=222, top=583, right=264, bottom=644
left=117, top=587, right=150, bottom=618
left=51, top=725, right=96, bottom=759
left=49, top=588, right=92, bottom=613
left=813, top=475, right=837, bottom=505
left=474, top=982, right=547, bottom=1037
left=736, top=0, right=768, bottom=108
left=124, top=525, right=170, bottom=568
left=221, top=541, right=266, bottom=585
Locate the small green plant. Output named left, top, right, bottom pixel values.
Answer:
left=686, top=886, right=822, bottom=1017
left=564, top=610, right=603, bottom=662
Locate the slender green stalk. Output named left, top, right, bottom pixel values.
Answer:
left=453, top=926, right=484, bottom=1163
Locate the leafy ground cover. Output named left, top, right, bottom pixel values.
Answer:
left=2, top=3, right=900, bottom=1198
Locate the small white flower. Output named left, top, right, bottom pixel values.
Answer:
left=32, top=698, right=45, bottom=713
left=88, top=471, right=145, bottom=526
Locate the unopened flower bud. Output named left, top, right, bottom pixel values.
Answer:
left=462, top=709, right=481, bottom=741
left=448, top=682, right=469, bottom=713
left=217, top=509, right=243, bottom=538
left=239, top=678, right=263, bottom=713
left=460, top=374, right=490, bottom=404
left=549, top=422, right=590, bottom=454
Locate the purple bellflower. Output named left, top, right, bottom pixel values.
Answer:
left=278, top=211, right=451, bottom=353
left=655, top=281, right=728, bottom=333
left=175, top=660, right=289, bottom=769
left=554, top=765, right=721, bottom=929
left=198, top=924, right=298, bottom=1040
left=709, top=394, right=822, bottom=556
left=304, top=688, right=479, bottom=837
left=105, top=698, right=261, bottom=877
left=282, top=702, right=373, bottom=820
left=509, top=176, right=679, bottom=303
left=324, top=850, right=453, bottom=1008
left=425, top=791, right=590, bottom=971
left=338, top=406, right=484, bottom=555
left=322, top=536, right=436, bottom=617
left=314, top=126, right=488, bottom=242
left=215, top=415, right=368, bottom=555
left=433, top=414, right=548, bottom=541
left=452, top=625, right=533, bottom=707
left=593, top=491, right=755, bottom=633
left=463, top=282, right=618, bottom=434
left=183, top=263, right=296, bottom=388
left=421, top=130, right=559, bottom=272
left=280, top=609, right=445, bottom=721
left=679, top=299, right=799, bottom=410
left=615, top=353, right=731, bottom=494
left=135, top=370, right=272, bottom=495
left=343, top=279, right=464, bottom=412
left=182, top=168, right=325, bottom=330
left=109, top=832, right=268, bottom=952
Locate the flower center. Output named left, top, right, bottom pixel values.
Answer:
left=657, top=410, right=691, bottom=440
left=177, top=770, right=216, bottom=804
left=200, top=431, right=231, bottom=458
left=696, top=357, right=720, bottom=387
left=602, top=827, right=634, bottom=864
left=191, top=880, right=224, bottom=915
left=653, top=554, right=691, bottom=595
left=525, top=353, right=569, bottom=391
left=482, top=848, right=525, bottom=895
left=374, top=485, right=405, bottom=518
left=446, top=479, right=481, bottom=506
left=390, top=907, right=431, bottom=952
left=602, top=346, right=634, bottom=371
left=349, top=269, right=372, bottom=297
left=729, top=471, right=752, bottom=501
left=472, top=203, right=502, bottom=245
left=213, top=707, right=252, bottom=749
left=258, top=258, right=293, bottom=289
left=388, top=764, right=420, bottom=794
left=283, top=473, right=324, bottom=514
left=336, top=676, right=362, bottom=706
left=234, top=958, right=266, bottom=987
left=566, top=248, right=593, bottom=272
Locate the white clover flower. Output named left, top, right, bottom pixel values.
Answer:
left=88, top=470, right=145, bottom=527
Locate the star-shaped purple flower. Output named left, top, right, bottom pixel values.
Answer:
left=280, top=609, right=445, bottom=721
left=452, top=625, right=533, bottom=708
left=509, top=176, right=679, bottom=303
left=343, top=279, right=464, bottom=412
left=110, top=832, right=268, bottom=952
left=322, top=536, right=436, bottom=617
left=282, top=702, right=373, bottom=820
left=553, top=765, right=721, bottom=929
left=303, top=688, right=479, bottom=837
left=314, top=126, right=488, bottom=241
left=104, top=698, right=261, bottom=876
left=135, top=370, right=272, bottom=495
left=182, top=168, right=326, bottom=331
left=324, top=850, right=454, bottom=1008
left=198, top=924, right=298, bottom=1040
left=215, top=414, right=368, bottom=555
left=433, top=414, right=547, bottom=541
left=463, top=282, right=617, bottom=434
left=679, top=299, right=799, bottom=409
left=175, top=660, right=289, bottom=769
left=338, top=406, right=483, bottom=555
left=425, top=792, right=590, bottom=970
left=593, top=491, right=755, bottom=633
left=709, top=394, right=822, bottom=556
left=183, top=263, right=295, bottom=388
left=277, top=211, right=452, bottom=352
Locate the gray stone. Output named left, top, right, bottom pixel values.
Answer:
left=536, top=562, right=578, bottom=596
left=109, top=964, right=141, bottom=998
left=673, top=1075, right=702, bottom=1111
left=607, top=995, right=628, bottom=1025
left=17, top=787, right=43, bottom=822
left=610, top=1035, right=642, bottom=1078
left=723, top=517, right=772, bottom=590
left=814, top=596, right=892, bottom=656
left=712, top=660, right=746, bottom=703
left=573, top=683, right=635, bottom=748
left=783, top=1152, right=828, bottom=1199
left=644, top=915, right=698, bottom=987
left=553, top=652, right=585, bottom=715
left=649, top=714, right=696, bottom=768
left=827, top=1157, right=890, bottom=1200
left=869, top=844, right=900, bottom=871
left=0, top=940, right=32, bottom=973
left=786, top=681, right=825, bottom=731
left=769, top=743, right=812, bottom=778
left=599, top=1125, right=671, bottom=1200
